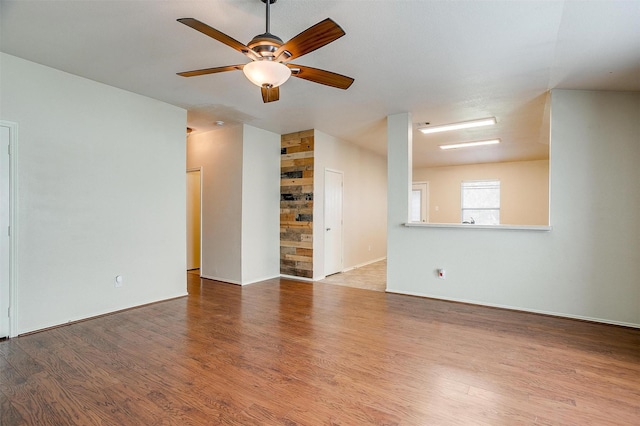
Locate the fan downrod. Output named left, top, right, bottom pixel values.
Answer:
left=250, top=0, right=282, bottom=57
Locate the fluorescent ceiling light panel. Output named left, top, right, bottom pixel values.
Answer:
left=439, top=139, right=500, bottom=150
left=418, top=117, right=497, bottom=134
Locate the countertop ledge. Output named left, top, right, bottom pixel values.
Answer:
left=403, top=223, right=552, bottom=231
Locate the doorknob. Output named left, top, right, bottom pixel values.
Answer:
left=326, top=228, right=331, bottom=231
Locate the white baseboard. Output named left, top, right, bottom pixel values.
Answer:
left=385, top=289, right=640, bottom=329
left=241, top=275, right=281, bottom=285
left=199, top=274, right=242, bottom=285
left=200, top=274, right=281, bottom=285
left=280, top=274, right=314, bottom=282
left=342, top=256, right=387, bottom=273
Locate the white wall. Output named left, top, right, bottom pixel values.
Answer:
left=241, top=124, right=280, bottom=284
left=0, top=53, right=187, bottom=334
left=186, top=124, right=280, bottom=285
left=314, top=130, right=387, bottom=279
left=414, top=160, right=549, bottom=225
left=387, top=90, right=640, bottom=327
left=187, top=125, right=243, bottom=283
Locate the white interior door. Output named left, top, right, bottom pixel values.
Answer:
left=324, top=169, right=344, bottom=276
left=0, top=125, right=10, bottom=338
left=186, top=169, right=201, bottom=270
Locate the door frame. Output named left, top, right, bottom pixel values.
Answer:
left=1, top=120, right=18, bottom=338
left=186, top=167, right=202, bottom=272
left=323, top=168, right=344, bottom=276
left=411, top=181, right=429, bottom=223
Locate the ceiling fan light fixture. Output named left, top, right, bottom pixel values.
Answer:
left=242, top=60, right=291, bottom=88
left=439, top=139, right=501, bottom=150
left=176, top=0, right=353, bottom=103
left=418, top=117, right=497, bottom=134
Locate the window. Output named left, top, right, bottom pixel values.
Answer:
left=461, top=180, right=500, bottom=225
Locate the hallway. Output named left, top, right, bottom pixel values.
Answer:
left=319, top=259, right=386, bottom=292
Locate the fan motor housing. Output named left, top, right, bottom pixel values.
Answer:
left=248, top=32, right=283, bottom=57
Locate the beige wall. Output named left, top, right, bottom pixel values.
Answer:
left=186, top=170, right=201, bottom=270
left=413, top=160, right=549, bottom=225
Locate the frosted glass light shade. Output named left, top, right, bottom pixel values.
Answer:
left=242, top=60, right=291, bottom=88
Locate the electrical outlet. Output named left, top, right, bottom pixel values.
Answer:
left=437, top=269, right=446, bottom=280
left=115, top=275, right=123, bottom=288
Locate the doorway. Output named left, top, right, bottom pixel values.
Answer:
left=186, top=169, right=201, bottom=271
left=324, top=169, right=344, bottom=276
left=0, top=121, right=16, bottom=338
left=411, top=182, right=429, bottom=223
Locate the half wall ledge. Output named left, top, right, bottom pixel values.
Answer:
left=404, top=223, right=552, bottom=231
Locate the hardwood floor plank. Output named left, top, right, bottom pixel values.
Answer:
left=0, top=389, right=25, bottom=426
left=0, top=340, right=44, bottom=379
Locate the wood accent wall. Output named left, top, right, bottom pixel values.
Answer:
left=280, top=130, right=314, bottom=278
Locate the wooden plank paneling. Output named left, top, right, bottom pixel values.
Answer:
left=280, top=178, right=313, bottom=187
left=282, top=129, right=314, bottom=141
left=284, top=254, right=313, bottom=263
left=281, top=157, right=314, bottom=168
left=281, top=151, right=314, bottom=161
left=295, top=248, right=313, bottom=257
left=279, top=241, right=313, bottom=249
left=280, top=130, right=314, bottom=279
left=280, top=221, right=312, bottom=229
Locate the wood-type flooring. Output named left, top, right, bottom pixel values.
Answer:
left=1, top=274, right=639, bottom=425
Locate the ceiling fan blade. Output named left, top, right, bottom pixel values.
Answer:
left=261, top=86, right=280, bottom=103
left=288, top=64, right=354, bottom=89
left=177, top=65, right=244, bottom=77
left=177, top=18, right=258, bottom=60
left=274, top=18, right=345, bottom=62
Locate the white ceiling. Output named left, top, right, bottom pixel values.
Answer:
left=1, top=0, right=639, bottom=167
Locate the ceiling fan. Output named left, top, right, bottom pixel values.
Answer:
left=176, top=0, right=354, bottom=103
